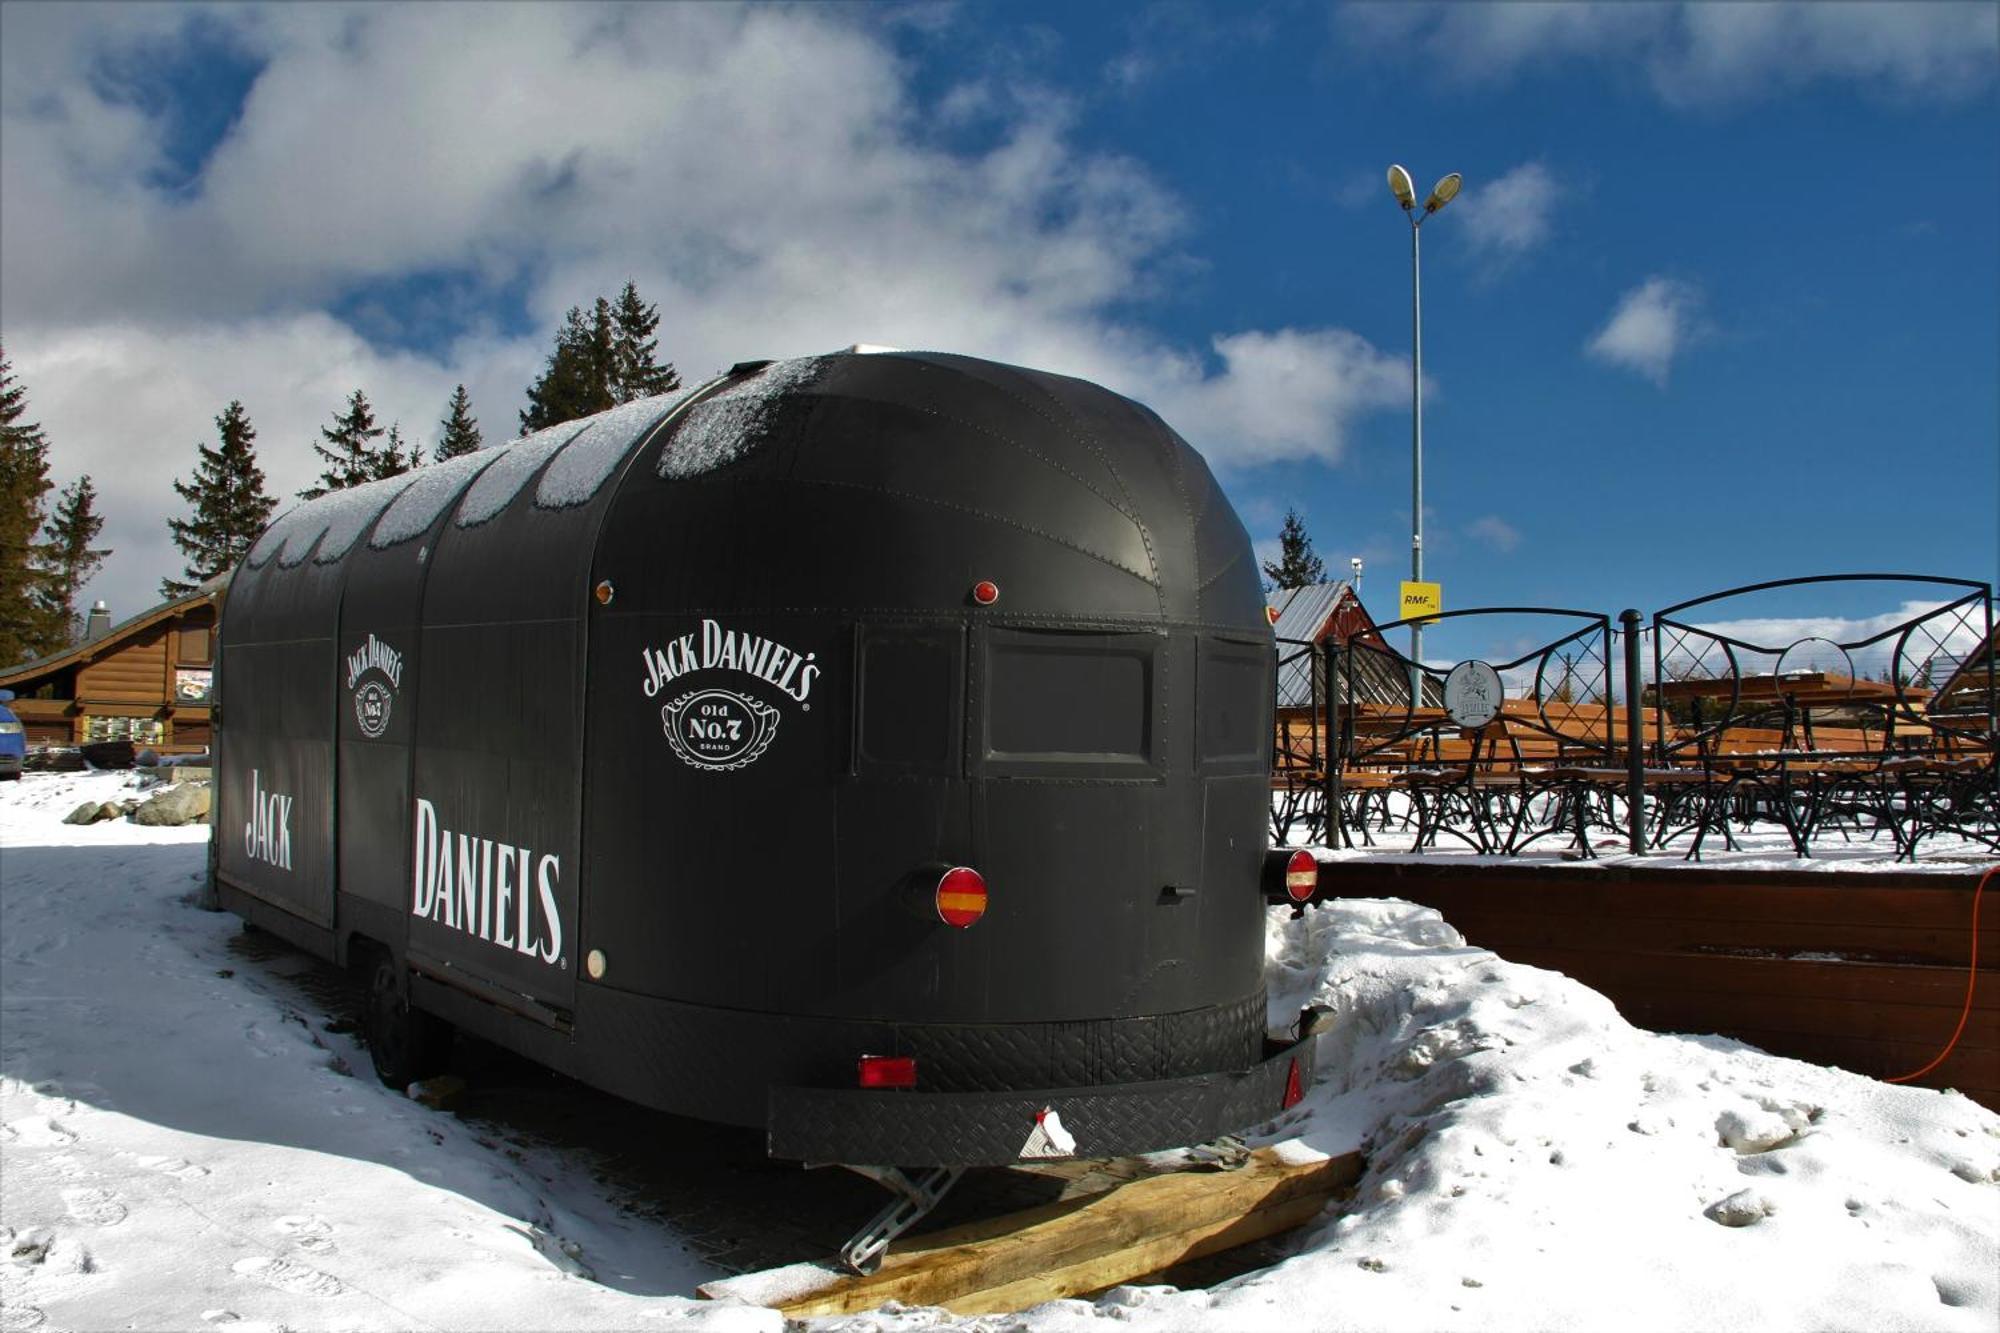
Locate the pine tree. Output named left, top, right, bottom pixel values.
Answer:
left=374, top=422, right=418, bottom=481
left=302, top=390, right=390, bottom=500
left=520, top=300, right=616, bottom=433
left=34, top=476, right=109, bottom=645
left=165, top=401, right=277, bottom=599
left=1262, top=508, right=1326, bottom=590
left=610, top=280, right=681, bottom=401
left=434, top=384, right=482, bottom=461
left=0, top=346, right=56, bottom=663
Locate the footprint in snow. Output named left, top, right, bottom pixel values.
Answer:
left=273, top=1215, right=335, bottom=1255
left=232, top=1255, right=344, bottom=1297
left=10, top=1119, right=76, bottom=1148
left=0, top=1302, right=47, bottom=1331
left=61, top=1188, right=128, bottom=1227
left=130, top=1154, right=209, bottom=1180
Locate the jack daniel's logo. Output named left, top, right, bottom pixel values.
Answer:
left=640, top=619, right=818, bottom=703
left=639, top=619, right=817, bottom=772
left=345, top=633, right=404, bottom=739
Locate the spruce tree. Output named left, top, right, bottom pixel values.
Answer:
left=1261, top=508, right=1326, bottom=589
left=302, top=390, right=389, bottom=500
left=165, top=401, right=277, bottom=598
left=34, top=476, right=108, bottom=645
left=610, top=280, right=681, bottom=401
left=435, top=384, right=482, bottom=461
left=520, top=300, right=617, bottom=433
left=0, top=346, right=56, bottom=663
left=374, top=422, right=418, bottom=481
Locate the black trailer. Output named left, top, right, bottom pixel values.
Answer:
left=214, top=350, right=1311, bottom=1256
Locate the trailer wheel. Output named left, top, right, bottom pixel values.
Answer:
left=365, top=953, right=450, bottom=1089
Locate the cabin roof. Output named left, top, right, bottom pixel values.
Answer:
left=0, top=575, right=225, bottom=691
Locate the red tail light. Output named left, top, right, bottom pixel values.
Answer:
left=1284, top=849, right=1318, bottom=904
left=935, top=866, right=988, bottom=928
left=1281, top=1057, right=1304, bottom=1109
left=859, top=1055, right=917, bottom=1089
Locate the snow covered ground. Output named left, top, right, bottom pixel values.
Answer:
left=3, top=771, right=1994, bottom=1332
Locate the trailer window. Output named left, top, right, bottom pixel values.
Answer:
left=1199, top=639, right=1269, bottom=769
left=859, top=629, right=960, bottom=770
left=983, top=630, right=1155, bottom=773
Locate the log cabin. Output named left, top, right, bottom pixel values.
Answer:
left=0, top=577, right=223, bottom=754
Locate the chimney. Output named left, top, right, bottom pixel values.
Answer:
left=84, top=600, right=110, bottom=642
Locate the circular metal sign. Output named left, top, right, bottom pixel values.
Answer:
left=1443, top=660, right=1503, bottom=729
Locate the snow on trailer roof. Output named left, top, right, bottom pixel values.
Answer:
left=658, top=355, right=831, bottom=480
left=366, top=446, right=506, bottom=549
left=243, top=470, right=423, bottom=570
left=453, top=420, right=587, bottom=528
left=533, top=390, right=694, bottom=510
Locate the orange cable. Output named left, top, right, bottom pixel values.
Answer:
left=1885, top=861, right=1994, bottom=1084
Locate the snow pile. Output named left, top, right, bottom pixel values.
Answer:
left=1206, top=900, right=1999, bottom=1332
left=4, top=777, right=1994, bottom=1332
left=534, top=391, right=694, bottom=510
left=369, top=448, right=504, bottom=549
left=657, top=357, right=830, bottom=480
left=455, top=422, right=589, bottom=528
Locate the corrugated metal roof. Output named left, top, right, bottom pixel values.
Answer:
left=1270, top=581, right=1351, bottom=644
left=1269, top=580, right=1440, bottom=711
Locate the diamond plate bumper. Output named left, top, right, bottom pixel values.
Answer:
left=768, top=1035, right=1313, bottom=1167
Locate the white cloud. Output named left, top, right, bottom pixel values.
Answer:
left=1585, top=277, right=1701, bottom=387
left=2, top=4, right=1412, bottom=620
left=19, top=317, right=538, bottom=618
left=1467, top=515, right=1522, bottom=553
left=1334, top=1, right=1997, bottom=108
left=1147, top=330, right=1411, bottom=469
left=1458, top=162, right=1557, bottom=273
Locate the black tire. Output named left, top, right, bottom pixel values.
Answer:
left=365, top=952, right=450, bottom=1088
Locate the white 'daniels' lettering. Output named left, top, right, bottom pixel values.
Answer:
left=410, top=797, right=563, bottom=967
left=243, top=769, right=293, bottom=870
left=640, top=617, right=818, bottom=704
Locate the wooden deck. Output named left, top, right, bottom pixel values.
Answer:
left=1320, top=861, right=1997, bottom=1110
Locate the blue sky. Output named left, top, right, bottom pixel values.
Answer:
left=2, top=2, right=1994, bottom=662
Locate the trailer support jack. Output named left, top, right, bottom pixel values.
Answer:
left=834, top=1164, right=965, bottom=1274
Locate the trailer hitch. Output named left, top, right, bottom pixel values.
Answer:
left=832, top=1164, right=966, bottom=1274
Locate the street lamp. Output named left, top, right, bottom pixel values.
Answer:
left=1387, top=164, right=1461, bottom=701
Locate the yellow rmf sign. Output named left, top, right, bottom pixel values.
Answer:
left=1400, top=580, right=1442, bottom=623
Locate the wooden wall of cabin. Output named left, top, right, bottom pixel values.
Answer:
left=5, top=602, right=218, bottom=751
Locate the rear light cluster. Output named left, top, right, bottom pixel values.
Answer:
left=1284, top=849, right=1318, bottom=904
left=935, top=866, right=987, bottom=928
left=858, top=1055, right=917, bottom=1089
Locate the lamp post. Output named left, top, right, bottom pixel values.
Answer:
left=1387, top=164, right=1460, bottom=701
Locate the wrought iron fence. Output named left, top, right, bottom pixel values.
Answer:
left=1270, top=573, right=1997, bottom=861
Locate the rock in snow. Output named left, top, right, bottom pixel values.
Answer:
left=132, top=783, right=210, bottom=827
